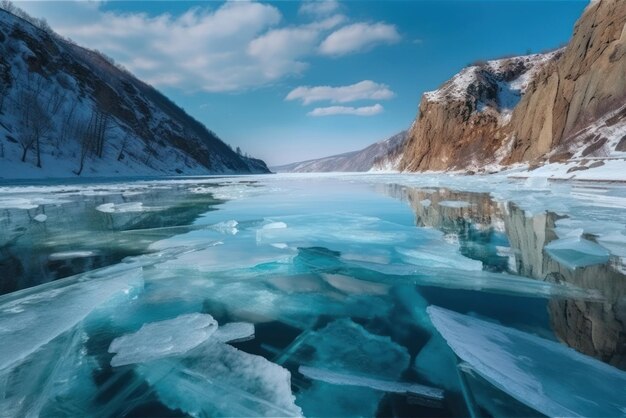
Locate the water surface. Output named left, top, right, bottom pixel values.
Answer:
left=0, top=173, right=624, bottom=417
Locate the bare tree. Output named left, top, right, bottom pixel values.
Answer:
left=0, top=64, right=11, bottom=115
left=117, top=133, right=129, bottom=161
left=16, top=76, right=63, bottom=167
left=73, top=113, right=94, bottom=176
left=89, top=87, right=116, bottom=159
left=57, top=99, right=78, bottom=148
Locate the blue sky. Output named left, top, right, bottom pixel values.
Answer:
left=17, top=0, right=588, bottom=165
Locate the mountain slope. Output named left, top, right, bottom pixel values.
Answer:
left=398, top=0, right=626, bottom=177
left=0, top=6, right=269, bottom=178
left=274, top=131, right=407, bottom=173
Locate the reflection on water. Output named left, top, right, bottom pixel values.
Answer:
left=382, top=183, right=626, bottom=369
left=0, top=184, right=226, bottom=294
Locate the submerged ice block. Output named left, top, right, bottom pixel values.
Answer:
left=0, top=266, right=144, bottom=371
left=286, top=319, right=411, bottom=417
left=428, top=306, right=626, bottom=417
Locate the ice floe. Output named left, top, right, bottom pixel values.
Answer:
left=428, top=306, right=626, bottom=417
left=139, top=340, right=302, bottom=417
left=33, top=214, right=47, bottom=222
left=545, top=236, right=611, bottom=269
left=109, top=313, right=218, bottom=367
left=298, top=365, right=444, bottom=401
left=96, top=202, right=152, bottom=213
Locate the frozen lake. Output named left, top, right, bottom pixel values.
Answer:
left=0, top=173, right=625, bottom=417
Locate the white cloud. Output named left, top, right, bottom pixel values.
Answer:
left=248, top=26, right=320, bottom=79
left=307, top=103, right=384, bottom=117
left=299, top=0, right=341, bottom=17
left=286, top=80, right=394, bottom=105
left=14, top=1, right=399, bottom=92
left=319, top=22, right=400, bottom=56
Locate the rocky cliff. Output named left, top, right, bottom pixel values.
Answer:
left=506, top=0, right=626, bottom=163
left=0, top=7, right=270, bottom=178
left=399, top=0, right=626, bottom=174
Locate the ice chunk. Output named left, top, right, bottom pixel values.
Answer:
left=109, top=313, right=218, bottom=367
left=0, top=267, right=144, bottom=371
left=49, top=251, right=97, bottom=261
left=545, top=237, right=610, bottom=269
left=214, top=322, right=255, bottom=343
left=438, top=200, right=471, bottom=208
left=33, top=214, right=47, bottom=222
left=96, top=202, right=151, bottom=213
left=420, top=199, right=432, bottom=207
left=209, top=220, right=238, bottom=235
left=298, top=366, right=444, bottom=401
left=139, top=340, right=303, bottom=417
left=428, top=306, right=626, bottom=417
left=321, top=273, right=389, bottom=295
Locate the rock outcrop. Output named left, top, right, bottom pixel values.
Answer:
left=398, top=0, right=626, bottom=173
left=506, top=0, right=626, bottom=162
left=399, top=53, right=560, bottom=171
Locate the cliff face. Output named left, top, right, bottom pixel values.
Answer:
left=0, top=8, right=269, bottom=178
left=506, top=0, right=626, bottom=162
left=399, top=0, right=626, bottom=173
left=399, top=54, right=559, bottom=171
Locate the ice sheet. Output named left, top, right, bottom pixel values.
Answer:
left=428, top=306, right=626, bottom=417
left=0, top=267, right=144, bottom=371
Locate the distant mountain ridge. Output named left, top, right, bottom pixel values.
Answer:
left=274, top=131, right=407, bottom=173
left=0, top=5, right=270, bottom=178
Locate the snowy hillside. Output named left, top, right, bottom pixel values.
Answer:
left=0, top=7, right=269, bottom=179
left=274, top=131, right=407, bottom=173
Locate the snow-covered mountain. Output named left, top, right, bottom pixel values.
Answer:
left=0, top=6, right=270, bottom=179
left=273, top=131, right=407, bottom=173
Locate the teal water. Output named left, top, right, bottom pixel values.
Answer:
left=0, top=174, right=624, bottom=417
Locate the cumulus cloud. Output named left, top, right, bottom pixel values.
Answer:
left=34, top=1, right=287, bottom=92
left=16, top=1, right=400, bottom=92
left=319, top=22, right=400, bottom=56
left=286, top=80, right=395, bottom=105
left=307, top=103, right=384, bottom=117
